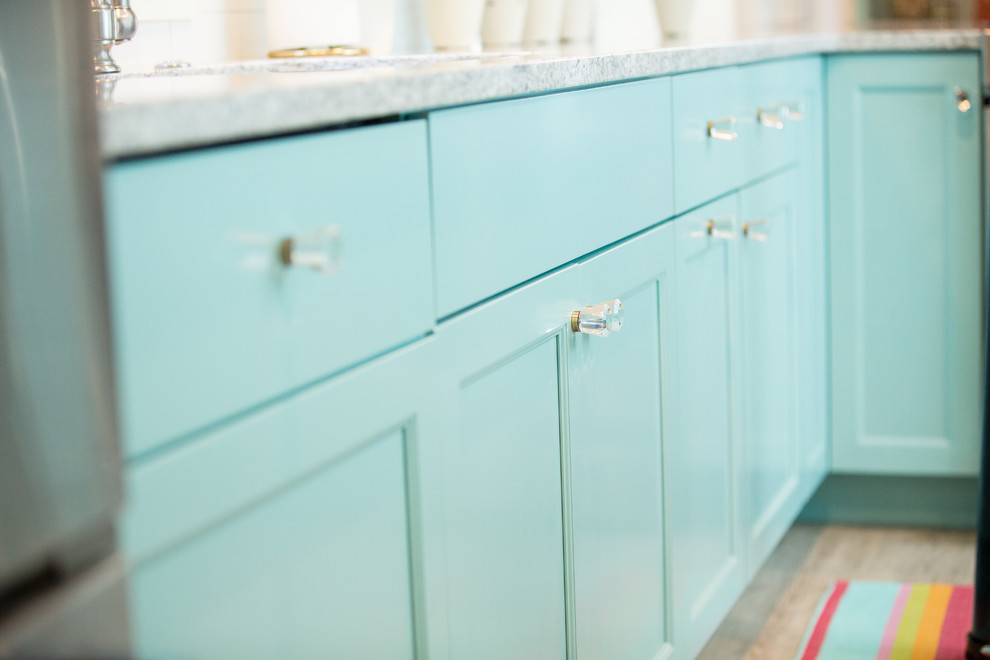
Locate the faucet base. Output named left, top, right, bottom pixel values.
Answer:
left=93, top=44, right=120, bottom=75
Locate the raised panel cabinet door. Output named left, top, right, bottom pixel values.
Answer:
left=430, top=267, right=582, bottom=660
left=739, top=168, right=802, bottom=572
left=123, top=340, right=447, bottom=660
left=828, top=53, right=982, bottom=475
left=669, top=194, right=747, bottom=660
left=568, top=223, right=676, bottom=660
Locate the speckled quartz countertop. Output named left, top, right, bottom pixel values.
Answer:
left=98, top=24, right=987, bottom=160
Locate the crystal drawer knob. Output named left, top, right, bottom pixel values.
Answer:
left=278, top=224, right=342, bottom=275
left=955, top=87, right=972, bottom=113
left=571, top=299, right=623, bottom=338
left=758, top=108, right=784, bottom=129
left=707, top=116, right=738, bottom=141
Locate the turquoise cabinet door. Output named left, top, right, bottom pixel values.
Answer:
left=828, top=53, right=982, bottom=476
left=123, top=339, right=446, bottom=659
left=431, top=267, right=580, bottom=659
left=739, top=169, right=802, bottom=571
left=669, top=194, right=747, bottom=660
left=131, top=432, right=414, bottom=660
left=788, top=57, right=829, bottom=502
left=568, top=223, right=676, bottom=660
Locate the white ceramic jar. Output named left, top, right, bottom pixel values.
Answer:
left=653, top=0, right=691, bottom=38
left=424, top=0, right=487, bottom=50
left=523, top=0, right=565, bottom=45
left=561, top=0, right=593, bottom=42
left=265, top=0, right=361, bottom=52
left=481, top=0, right=529, bottom=47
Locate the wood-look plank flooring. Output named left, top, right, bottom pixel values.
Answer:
left=697, top=524, right=977, bottom=660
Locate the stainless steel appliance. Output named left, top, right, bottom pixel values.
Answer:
left=0, top=1, right=130, bottom=656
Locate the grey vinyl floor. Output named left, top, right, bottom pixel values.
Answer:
left=696, top=524, right=977, bottom=660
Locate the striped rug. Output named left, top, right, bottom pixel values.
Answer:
left=794, top=581, right=973, bottom=660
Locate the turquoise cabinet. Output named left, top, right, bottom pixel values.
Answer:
left=427, top=220, right=677, bottom=659
left=738, top=169, right=802, bottom=570
left=790, top=58, right=829, bottom=503
left=827, top=53, right=982, bottom=476
left=103, top=48, right=980, bottom=660
left=104, top=121, right=434, bottom=458
left=428, top=265, right=577, bottom=659
left=568, top=223, right=676, bottom=660
left=122, top=340, right=444, bottom=659
left=669, top=193, right=747, bottom=660
left=430, top=78, right=674, bottom=317
left=666, top=169, right=808, bottom=657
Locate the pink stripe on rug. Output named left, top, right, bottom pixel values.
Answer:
left=934, top=585, right=974, bottom=659
left=876, top=582, right=913, bottom=660
left=800, top=580, right=850, bottom=660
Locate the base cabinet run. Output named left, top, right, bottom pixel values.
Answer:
left=108, top=50, right=984, bottom=660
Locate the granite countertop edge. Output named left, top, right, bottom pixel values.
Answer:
left=99, top=27, right=986, bottom=161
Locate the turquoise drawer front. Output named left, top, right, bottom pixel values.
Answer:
left=747, top=59, right=808, bottom=179
left=105, top=121, right=434, bottom=458
left=673, top=65, right=747, bottom=213
left=430, top=78, right=674, bottom=317
left=672, top=59, right=810, bottom=214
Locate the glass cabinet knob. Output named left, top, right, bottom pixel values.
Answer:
left=278, top=224, right=342, bottom=275
left=955, top=87, right=972, bottom=113
left=758, top=108, right=784, bottom=130
left=707, top=117, right=739, bottom=141
left=571, top=299, right=624, bottom=338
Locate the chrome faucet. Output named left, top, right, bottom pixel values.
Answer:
left=91, top=0, right=136, bottom=74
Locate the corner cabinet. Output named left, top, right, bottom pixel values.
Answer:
left=827, top=53, right=983, bottom=476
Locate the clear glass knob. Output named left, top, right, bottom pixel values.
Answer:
left=278, top=224, right=342, bottom=275
left=571, top=299, right=623, bottom=337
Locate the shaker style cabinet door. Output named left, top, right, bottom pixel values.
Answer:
left=669, top=193, right=748, bottom=660
left=428, top=221, right=678, bottom=660
left=827, top=53, right=982, bottom=476
left=122, top=340, right=446, bottom=660
left=568, top=223, right=676, bottom=660
left=738, top=169, right=802, bottom=571
left=788, top=57, right=829, bottom=503
left=428, top=266, right=579, bottom=660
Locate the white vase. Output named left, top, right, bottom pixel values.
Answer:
left=265, top=0, right=361, bottom=52
left=358, top=0, right=397, bottom=54
left=561, top=0, right=593, bottom=42
left=653, top=0, right=692, bottom=38
left=523, top=0, right=565, bottom=45
left=482, top=0, right=529, bottom=47
left=424, top=0, right=487, bottom=50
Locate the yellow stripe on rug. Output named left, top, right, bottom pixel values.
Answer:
left=889, top=584, right=930, bottom=660
left=909, top=584, right=953, bottom=660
